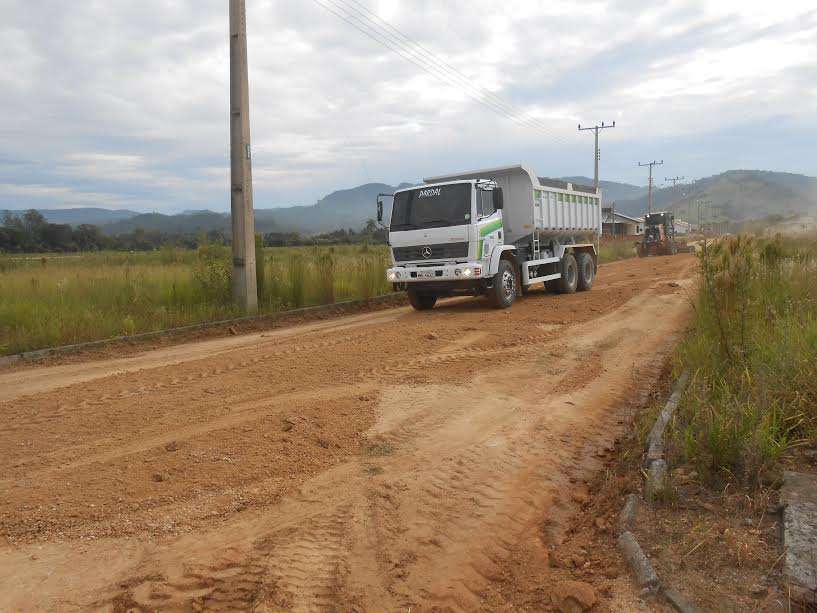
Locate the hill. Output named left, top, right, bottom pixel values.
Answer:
left=101, top=211, right=231, bottom=236
left=615, top=170, right=817, bottom=222
left=9, top=171, right=814, bottom=237
left=256, top=182, right=414, bottom=233
left=560, top=176, right=647, bottom=203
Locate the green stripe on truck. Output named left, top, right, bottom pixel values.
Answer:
left=478, top=219, right=503, bottom=259
left=479, top=219, right=503, bottom=236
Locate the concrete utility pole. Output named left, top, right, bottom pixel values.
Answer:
left=578, top=122, right=616, bottom=191
left=229, top=0, right=258, bottom=313
left=638, top=160, right=664, bottom=215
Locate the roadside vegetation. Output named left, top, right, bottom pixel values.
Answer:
left=1, top=233, right=640, bottom=356
left=597, top=237, right=636, bottom=263
left=0, top=243, right=391, bottom=355
left=671, top=235, right=817, bottom=486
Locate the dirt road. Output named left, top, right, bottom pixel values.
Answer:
left=0, top=254, right=695, bottom=612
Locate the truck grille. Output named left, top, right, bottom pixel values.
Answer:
left=392, top=242, right=469, bottom=262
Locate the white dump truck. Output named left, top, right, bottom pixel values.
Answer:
left=376, top=164, right=602, bottom=310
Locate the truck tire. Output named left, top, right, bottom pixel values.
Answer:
left=488, top=259, right=517, bottom=309
left=557, top=253, right=578, bottom=294
left=576, top=252, right=595, bottom=291
left=407, top=289, right=437, bottom=311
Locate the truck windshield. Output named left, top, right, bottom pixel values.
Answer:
left=390, top=183, right=472, bottom=230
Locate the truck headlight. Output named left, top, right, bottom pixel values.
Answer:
left=387, top=270, right=397, bottom=281
left=462, top=267, right=474, bottom=278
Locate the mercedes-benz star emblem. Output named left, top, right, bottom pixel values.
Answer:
left=421, top=247, right=433, bottom=259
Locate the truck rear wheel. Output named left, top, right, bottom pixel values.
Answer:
left=488, top=259, right=517, bottom=309
left=576, top=252, right=595, bottom=291
left=407, top=289, right=437, bottom=311
left=557, top=253, right=578, bottom=294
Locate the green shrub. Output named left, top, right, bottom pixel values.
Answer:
left=193, top=241, right=232, bottom=305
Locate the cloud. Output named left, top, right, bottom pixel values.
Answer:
left=0, top=0, right=815, bottom=214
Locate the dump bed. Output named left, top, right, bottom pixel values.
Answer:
left=424, top=164, right=601, bottom=244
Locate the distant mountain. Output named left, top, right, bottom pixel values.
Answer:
left=2, top=207, right=140, bottom=226
left=256, top=182, right=414, bottom=233
left=11, top=170, right=811, bottom=237
left=614, top=170, right=817, bottom=222
left=560, top=176, right=648, bottom=203
left=101, top=211, right=231, bottom=236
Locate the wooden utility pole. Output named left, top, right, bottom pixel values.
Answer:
left=578, top=121, right=616, bottom=191
left=638, top=160, right=663, bottom=215
left=230, top=0, right=258, bottom=313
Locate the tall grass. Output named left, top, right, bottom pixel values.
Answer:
left=598, top=238, right=636, bottom=263
left=0, top=244, right=392, bottom=355
left=672, top=235, right=817, bottom=486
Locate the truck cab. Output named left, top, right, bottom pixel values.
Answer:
left=379, top=180, right=509, bottom=309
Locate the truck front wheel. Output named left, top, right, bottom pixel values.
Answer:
left=557, top=253, right=578, bottom=294
left=488, top=259, right=517, bottom=309
left=407, top=289, right=437, bottom=311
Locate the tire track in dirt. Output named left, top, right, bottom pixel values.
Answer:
left=0, top=255, right=696, bottom=612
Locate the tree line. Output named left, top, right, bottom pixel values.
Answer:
left=1, top=210, right=386, bottom=253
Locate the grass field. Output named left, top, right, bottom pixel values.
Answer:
left=0, top=244, right=391, bottom=355
left=597, top=237, right=637, bottom=263
left=671, top=235, right=817, bottom=486
left=0, top=238, right=638, bottom=356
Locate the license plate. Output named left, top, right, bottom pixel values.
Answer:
left=417, top=270, right=436, bottom=278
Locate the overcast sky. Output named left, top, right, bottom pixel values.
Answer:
left=1, top=0, right=816, bottom=213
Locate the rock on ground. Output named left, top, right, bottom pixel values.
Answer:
left=781, top=471, right=817, bottom=602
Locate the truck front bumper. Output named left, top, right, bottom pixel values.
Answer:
left=386, top=261, right=487, bottom=284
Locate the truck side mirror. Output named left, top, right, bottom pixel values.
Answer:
left=493, top=188, right=504, bottom=210
left=377, top=199, right=383, bottom=223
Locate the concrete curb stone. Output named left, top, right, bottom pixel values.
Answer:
left=616, top=369, right=704, bottom=610
left=662, top=586, right=704, bottom=613
left=619, top=493, right=640, bottom=533
left=617, top=531, right=659, bottom=589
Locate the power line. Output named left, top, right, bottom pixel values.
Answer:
left=315, top=0, right=564, bottom=138
left=310, top=0, right=572, bottom=143
left=578, top=121, right=616, bottom=190
left=333, top=0, right=567, bottom=140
